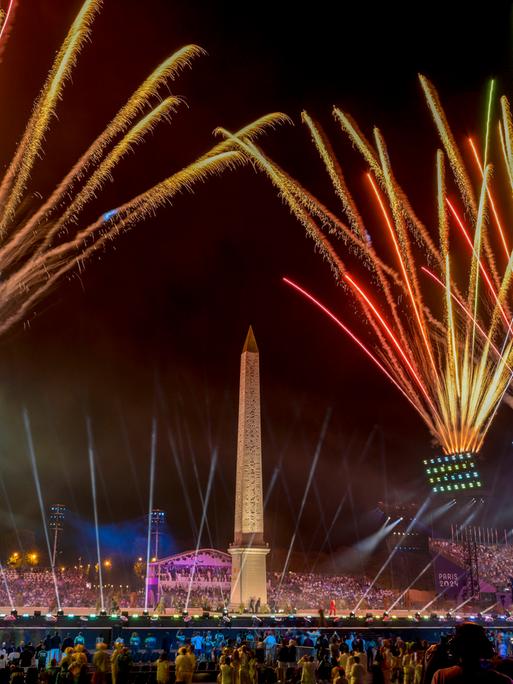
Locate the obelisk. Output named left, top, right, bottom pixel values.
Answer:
left=229, top=326, right=269, bottom=609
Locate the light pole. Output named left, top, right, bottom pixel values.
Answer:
left=49, top=504, right=66, bottom=567
left=150, top=509, right=166, bottom=560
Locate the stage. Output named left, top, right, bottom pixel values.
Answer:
left=0, top=608, right=510, bottom=647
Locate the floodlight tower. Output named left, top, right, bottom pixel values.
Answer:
left=150, top=509, right=166, bottom=560
left=49, top=504, right=66, bottom=567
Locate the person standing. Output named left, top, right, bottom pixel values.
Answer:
left=402, top=648, right=414, bottom=684
left=349, top=657, right=365, bottom=684
left=231, top=647, right=241, bottom=684
left=339, top=646, right=349, bottom=675
left=46, top=659, right=60, bottom=684
left=49, top=633, right=61, bottom=666
left=263, top=633, right=276, bottom=664
left=175, top=646, right=195, bottom=684
left=59, top=648, right=73, bottom=672
left=273, top=640, right=287, bottom=684
left=249, top=652, right=258, bottom=684
left=156, top=651, right=170, bottom=684
left=0, top=655, right=8, bottom=684
left=413, top=651, right=423, bottom=684
left=92, top=643, right=110, bottom=684
left=329, top=637, right=340, bottom=666
left=191, top=633, right=204, bottom=660
left=317, top=634, right=329, bottom=661
left=317, top=654, right=332, bottom=684
left=129, top=633, right=141, bottom=658
left=255, top=641, right=265, bottom=665
left=144, top=633, right=157, bottom=653
left=298, top=655, right=317, bottom=684
left=8, top=646, right=20, bottom=667
left=239, top=646, right=251, bottom=684
left=353, top=648, right=366, bottom=674
left=388, top=649, right=399, bottom=684
left=221, top=656, right=234, bottom=684
left=19, top=644, right=33, bottom=670
left=61, top=636, right=73, bottom=652
left=288, top=639, right=298, bottom=671
left=333, top=668, right=349, bottom=684
left=110, top=642, right=124, bottom=684
left=328, top=600, right=336, bottom=617
left=115, top=647, right=132, bottom=684
left=370, top=663, right=385, bottom=684
left=73, top=634, right=85, bottom=648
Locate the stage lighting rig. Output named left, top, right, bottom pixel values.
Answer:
left=423, top=453, right=482, bottom=493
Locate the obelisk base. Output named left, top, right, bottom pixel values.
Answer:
left=229, top=544, right=269, bottom=610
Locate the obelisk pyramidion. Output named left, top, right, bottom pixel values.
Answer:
left=229, top=326, right=269, bottom=609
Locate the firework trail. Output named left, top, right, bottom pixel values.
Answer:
left=0, top=1, right=287, bottom=335
left=0, top=0, right=17, bottom=59
left=219, top=77, right=513, bottom=461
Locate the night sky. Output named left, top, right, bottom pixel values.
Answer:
left=1, top=0, right=513, bottom=570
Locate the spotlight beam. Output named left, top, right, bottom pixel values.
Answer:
left=482, top=601, right=499, bottom=615
left=0, top=563, right=13, bottom=610
left=144, top=417, right=157, bottom=613
left=0, top=471, right=24, bottom=554
left=185, top=449, right=217, bottom=612
left=309, top=480, right=335, bottom=562
left=165, top=424, right=198, bottom=539
left=86, top=416, right=104, bottom=614
left=453, top=595, right=475, bottom=613
left=421, top=567, right=469, bottom=612
left=187, top=430, right=215, bottom=550
left=387, top=552, right=443, bottom=611
left=277, top=409, right=331, bottom=595
left=312, top=427, right=374, bottom=571
left=24, top=408, right=61, bottom=611
left=354, top=496, right=431, bottom=611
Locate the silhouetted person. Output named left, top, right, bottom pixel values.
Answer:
left=432, top=623, right=512, bottom=683
left=19, top=645, right=33, bottom=669
left=62, top=636, right=73, bottom=651
left=115, top=648, right=132, bottom=684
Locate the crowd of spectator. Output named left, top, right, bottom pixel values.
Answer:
left=0, top=570, right=139, bottom=611
left=159, top=567, right=230, bottom=587
left=0, top=624, right=513, bottom=683
left=153, top=573, right=399, bottom=613
left=0, top=535, right=511, bottom=612
left=156, top=588, right=229, bottom=613
left=0, top=570, right=97, bottom=609
left=430, top=540, right=513, bottom=590
left=0, top=569, right=400, bottom=613
left=267, top=573, right=399, bottom=612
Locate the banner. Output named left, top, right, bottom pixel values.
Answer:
left=433, top=554, right=466, bottom=601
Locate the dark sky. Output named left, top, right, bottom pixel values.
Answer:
left=0, top=0, right=513, bottom=568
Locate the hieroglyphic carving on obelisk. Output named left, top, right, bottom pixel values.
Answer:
left=229, top=326, right=269, bottom=608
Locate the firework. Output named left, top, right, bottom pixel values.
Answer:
left=0, top=0, right=17, bottom=58
left=219, top=77, right=513, bottom=463
left=0, top=1, right=287, bottom=334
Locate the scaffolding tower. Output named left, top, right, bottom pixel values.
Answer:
left=462, top=526, right=480, bottom=603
